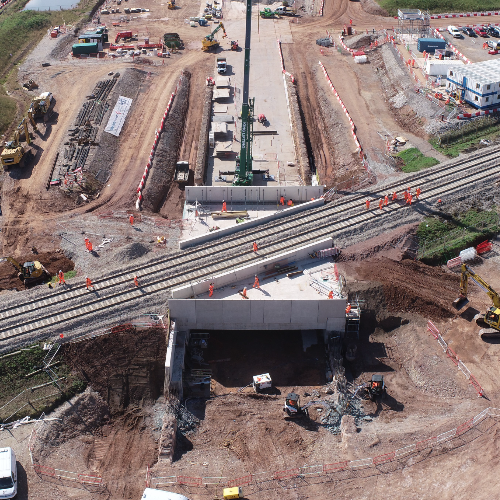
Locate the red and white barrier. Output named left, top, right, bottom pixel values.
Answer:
left=277, top=40, right=295, bottom=83
left=318, top=0, right=324, bottom=16
left=430, top=11, right=500, bottom=19
left=135, top=77, right=182, bottom=210
left=433, top=29, right=471, bottom=64
left=427, top=320, right=485, bottom=397
left=457, top=107, right=500, bottom=119
left=318, top=61, right=363, bottom=157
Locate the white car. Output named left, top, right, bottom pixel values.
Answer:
left=0, top=448, right=17, bottom=499
left=447, top=25, right=461, bottom=38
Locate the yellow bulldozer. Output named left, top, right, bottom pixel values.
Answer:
left=453, top=263, right=500, bottom=337
left=201, top=22, right=227, bottom=51
left=0, top=257, right=50, bottom=286
left=0, top=118, right=34, bottom=169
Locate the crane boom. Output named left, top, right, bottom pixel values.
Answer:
left=233, top=0, right=253, bottom=186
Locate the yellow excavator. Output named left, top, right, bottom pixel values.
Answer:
left=167, top=0, right=175, bottom=9
left=30, top=92, right=53, bottom=120
left=0, top=257, right=50, bottom=285
left=0, top=118, right=34, bottom=169
left=201, top=22, right=227, bottom=51
left=453, top=263, right=500, bottom=337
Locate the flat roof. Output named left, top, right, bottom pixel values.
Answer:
left=449, top=59, right=500, bottom=84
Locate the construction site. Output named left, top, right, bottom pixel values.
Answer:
left=1, top=0, right=500, bottom=498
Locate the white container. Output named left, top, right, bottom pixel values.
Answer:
left=153, top=48, right=158, bottom=56
left=253, top=373, right=272, bottom=392
left=354, top=55, right=368, bottom=64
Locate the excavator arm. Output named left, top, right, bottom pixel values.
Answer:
left=0, top=257, right=23, bottom=273
left=461, top=264, right=500, bottom=308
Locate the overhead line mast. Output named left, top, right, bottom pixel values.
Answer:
left=233, top=0, right=253, bottom=186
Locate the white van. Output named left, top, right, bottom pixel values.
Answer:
left=447, top=25, right=461, bottom=38
left=0, top=448, right=17, bottom=499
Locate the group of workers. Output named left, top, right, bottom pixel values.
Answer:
left=279, top=196, right=294, bottom=207
left=365, top=187, right=421, bottom=211
left=208, top=274, right=260, bottom=299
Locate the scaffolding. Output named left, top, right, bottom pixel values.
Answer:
left=397, top=9, right=430, bottom=36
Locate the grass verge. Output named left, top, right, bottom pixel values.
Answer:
left=396, top=147, right=439, bottom=173
left=378, top=0, right=500, bottom=16
left=0, top=343, right=86, bottom=422
left=429, top=116, right=500, bottom=158
left=49, top=270, right=77, bottom=284
left=417, top=209, right=500, bottom=264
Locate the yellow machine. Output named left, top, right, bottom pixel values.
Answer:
left=31, top=92, right=53, bottom=118
left=0, top=257, right=50, bottom=285
left=167, top=0, right=175, bottom=9
left=223, top=487, right=242, bottom=499
left=201, top=22, right=227, bottom=51
left=0, top=118, right=33, bottom=169
left=453, top=263, right=500, bottom=337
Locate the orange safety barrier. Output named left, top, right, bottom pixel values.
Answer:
left=273, top=468, right=300, bottom=480
left=177, top=476, right=202, bottom=486
left=323, top=461, right=348, bottom=473
left=226, top=474, right=253, bottom=487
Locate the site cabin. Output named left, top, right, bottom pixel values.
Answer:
left=0, top=447, right=17, bottom=499
left=72, top=43, right=99, bottom=55
left=417, top=37, right=446, bottom=53
left=141, top=488, right=189, bottom=500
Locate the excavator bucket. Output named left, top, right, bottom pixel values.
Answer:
left=452, top=296, right=469, bottom=310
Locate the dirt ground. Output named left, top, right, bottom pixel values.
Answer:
left=2, top=0, right=500, bottom=498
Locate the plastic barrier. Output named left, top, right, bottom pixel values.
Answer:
left=136, top=75, right=183, bottom=210
left=476, top=240, right=493, bottom=254
left=277, top=40, right=295, bottom=83
left=434, top=29, right=471, bottom=63
left=318, top=62, right=365, bottom=163
left=430, top=11, right=500, bottom=19
left=457, top=108, right=500, bottom=119
left=426, top=320, right=485, bottom=397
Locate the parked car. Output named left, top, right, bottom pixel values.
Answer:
left=447, top=25, right=462, bottom=38
left=475, top=26, right=488, bottom=37
left=462, top=26, right=476, bottom=37
left=486, top=26, right=499, bottom=36
left=487, top=39, right=500, bottom=50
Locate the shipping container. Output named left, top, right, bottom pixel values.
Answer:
left=417, top=38, right=447, bottom=53
left=72, top=43, right=99, bottom=55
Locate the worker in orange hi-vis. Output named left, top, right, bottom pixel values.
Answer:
left=134, top=275, right=139, bottom=287
left=129, top=214, right=134, bottom=225
left=58, top=270, right=65, bottom=285
left=416, top=187, right=421, bottom=199
left=253, top=241, right=258, bottom=253
left=365, top=199, right=370, bottom=210
left=84, top=238, right=90, bottom=250
left=221, top=200, right=227, bottom=212
left=280, top=196, right=285, bottom=206
left=287, top=199, right=293, bottom=206
left=384, top=195, right=389, bottom=206
left=253, top=275, right=260, bottom=288
left=209, top=283, right=214, bottom=297
left=392, top=191, right=397, bottom=201
left=379, top=199, right=384, bottom=210
left=349, top=18, right=353, bottom=25
left=403, top=191, right=408, bottom=202
left=85, top=276, right=93, bottom=290
left=408, top=193, right=413, bottom=206
left=328, top=291, right=333, bottom=299
left=346, top=303, right=352, bottom=314
left=242, top=287, right=247, bottom=298
left=87, top=241, right=93, bottom=252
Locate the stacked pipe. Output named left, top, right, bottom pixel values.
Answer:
left=318, top=62, right=364, bottom=162
left=136, top=82, right=178, bottom=210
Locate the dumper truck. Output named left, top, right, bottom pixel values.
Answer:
left=174, top=161, right=189, bottom=183
left=217, top=57, right=227, bottom=74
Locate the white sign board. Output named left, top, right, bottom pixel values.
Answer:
left=104, top=96, right=132, bottom=137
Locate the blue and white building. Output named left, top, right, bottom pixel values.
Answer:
left=446, top=59, right=500, bottom=109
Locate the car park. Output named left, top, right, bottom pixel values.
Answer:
left=462, top=26, right=476, bottom=36
left=447, top=25, right=462, bottom=38
left=474, top=27, right=488, bottom=37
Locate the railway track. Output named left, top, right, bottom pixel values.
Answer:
left=1, top=146, right=499, bottom=345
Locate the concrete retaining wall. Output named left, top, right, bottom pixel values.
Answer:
left=164, top=323, right=185, bottom=399
left=174, top=238, right=333, bottom=298
left=169, top=299, right=346, bottom=331
left=179, top=198, right=325, bottom=249
left=184, top=185, right=324, bottom=203
left=194, top=85, right=214, bottom=186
